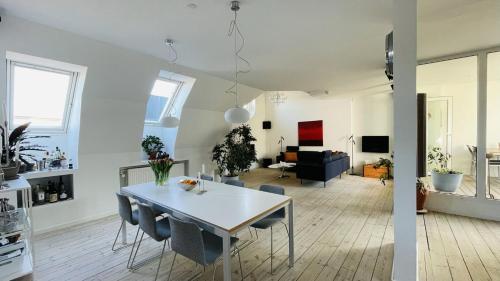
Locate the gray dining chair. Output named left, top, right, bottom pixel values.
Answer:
left=167, top=216, right=243, bottom=281
left=488, top=159, right=500, bottom=199
left=113, top=193, right=164, bottom=269
left=225, top=179, right=245, bottom=187
left=200, top=174, right=214, bottom=181
left=131, top=202, right=172, bottom=281
left=250, top=185, right=288, bottom=274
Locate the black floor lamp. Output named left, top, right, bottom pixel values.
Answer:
left=348, top=135, right=357, bottom=175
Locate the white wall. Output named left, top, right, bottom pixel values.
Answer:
left=0, top=16, right=262, bottom=233
left=246, top=94, right=267, bottom=167
left=352, top=93, right=394, bottom=173
left=263, top=92, right=352, bottom=158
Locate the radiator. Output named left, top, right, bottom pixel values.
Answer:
left=127, top=167, right=155, bottom=186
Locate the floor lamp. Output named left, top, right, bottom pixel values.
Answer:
left=348, top=135, right=356, bottom=175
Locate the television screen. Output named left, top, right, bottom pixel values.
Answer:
left=362, top=136, right=389, bottom=153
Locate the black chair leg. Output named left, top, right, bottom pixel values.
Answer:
left=130, top=231, right=145, bottom=269
left=167, top=252, right=177, bottom=281
left=111, top=220, right=125, bottom=251
left=127, top=226, right=141, bottom=269
left=154, top=240, right=167, bottom=281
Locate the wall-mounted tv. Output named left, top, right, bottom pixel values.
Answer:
left=362, top=136, right=389, bottom=153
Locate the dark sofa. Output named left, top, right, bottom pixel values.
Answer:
left=296, top=150, right=350, bottom=187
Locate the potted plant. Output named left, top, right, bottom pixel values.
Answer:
left=416, top=178, right=429, bottom=213
left=373, top=155, right=393, bottom=185
left=427, top=146, right=463, bottom=192
left=1, top=122, right=49, bottom=176
left=141, top=135, right=165, bottom=160
left=212, top=124, right=257, bottom=182
left=149, top=152, right=174, bottom=187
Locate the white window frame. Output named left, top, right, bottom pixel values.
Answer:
left=6, top=52, right=82, bottom=134
left=144, top=77, right=183, bottom=125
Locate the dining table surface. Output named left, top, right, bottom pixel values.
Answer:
left=120, top=176, right=295, bottom=281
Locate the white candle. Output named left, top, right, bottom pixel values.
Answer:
left=202, top=164, right=206, bottom=174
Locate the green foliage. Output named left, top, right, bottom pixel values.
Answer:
left=427, top=146, right=462, bottom=174
left=1, top=122, right=50, bottom=165
left=373, top=156, right=394, bottom=185
left=212, top=124, right=257, bottom=177
left=142, top=135, right=165, bottom=157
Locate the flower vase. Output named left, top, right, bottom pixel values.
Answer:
left=149, top=155, right=175, bottom=187
left=153, top=170, right=170, bottom=187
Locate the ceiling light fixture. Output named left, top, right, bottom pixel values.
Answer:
left=224, top=0, right=251, bottom=124
left=270, top=91, right=287, bottom=105
left=164, top=38, right=178, bottom=63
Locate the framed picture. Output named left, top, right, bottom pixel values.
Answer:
left=298, top=120, right=323, bottom=146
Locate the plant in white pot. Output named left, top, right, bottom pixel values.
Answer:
left=212, top=124, right=257, bottom=182
left=427, top=146, right=463, bottom=193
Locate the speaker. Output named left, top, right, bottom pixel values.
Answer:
left=263, top=121, right=271, bottom=129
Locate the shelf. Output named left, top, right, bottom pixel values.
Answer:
left=0, top=252, right=33, bottom=281
left=32, top=198, right=74, bottom=208
left=22, top=168, right=76, bottom=180
left=0, top=177, right=31, bottom=194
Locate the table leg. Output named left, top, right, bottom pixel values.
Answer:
left=288, top=200, right=294, bottom=267
left=222, top=232, right=232, bottom=281
left=121, top=222, right=127, bottom=244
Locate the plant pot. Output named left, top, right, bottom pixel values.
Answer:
left=2, top=162, right=20, bottom=180
left=431, top=170, right=463, bottom=193
left=221, top=175, right=239, bottom=183
left=417, top=189, right=429, bottom=211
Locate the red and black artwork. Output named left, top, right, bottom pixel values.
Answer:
left=298, top=120, right=323, bottom=146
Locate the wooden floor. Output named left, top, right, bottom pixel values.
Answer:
left=29, top=169, right=500, bottom=281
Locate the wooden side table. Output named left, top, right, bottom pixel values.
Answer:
left=363, top=164, right=389, bottom=178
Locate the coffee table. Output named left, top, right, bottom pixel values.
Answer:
left=268, top=162, right=296, bottom=178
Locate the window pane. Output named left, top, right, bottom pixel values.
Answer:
left=144, top=79, right=180, bottom=123
left=487, top=52, right=500, bottom=199
left=417, top=56, right=477, bottom=197
left=11, top=65, right=71, bottom=128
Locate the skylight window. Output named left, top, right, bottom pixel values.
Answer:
left=8, top=61, right=78, bottom=132
left=145, top=78, right=182, bottom=123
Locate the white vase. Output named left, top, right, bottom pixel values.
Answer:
left=431, top=170, right=463, bottom=193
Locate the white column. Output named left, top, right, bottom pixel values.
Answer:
left=393, top=0, right=418, bottom=280
left=476, top=52, right=487, bottom=199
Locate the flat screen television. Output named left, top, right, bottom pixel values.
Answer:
left=362, top=136, right=389, bottom=153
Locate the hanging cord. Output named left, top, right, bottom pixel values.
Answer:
left=225, top=8, right=251, bottom=106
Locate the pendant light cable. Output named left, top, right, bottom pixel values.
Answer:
left=225, top=1, right=251, bottom=106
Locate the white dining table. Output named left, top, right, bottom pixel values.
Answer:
left=121, top=176, right=294, bottom=281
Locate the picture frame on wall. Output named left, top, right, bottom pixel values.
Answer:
left=298, top=120, right=323, bottom=146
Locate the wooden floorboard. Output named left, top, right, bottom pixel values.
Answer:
left=24, top=168, right=500, bottom=281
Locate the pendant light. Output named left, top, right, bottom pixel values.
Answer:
left=224, top=1, right=251, bottom=124
left=160, top=38, right=181, bottom=128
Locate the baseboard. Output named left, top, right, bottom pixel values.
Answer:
left=34, top=210, right=118, bottom=236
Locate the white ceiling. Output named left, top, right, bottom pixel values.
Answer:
left=0, top=0, right=498, bottom=96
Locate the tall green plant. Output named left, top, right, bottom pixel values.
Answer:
left=212, top=124, right=257, bottom=177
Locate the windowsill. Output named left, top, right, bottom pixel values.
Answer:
left=21, top=168, right=76, bottom=180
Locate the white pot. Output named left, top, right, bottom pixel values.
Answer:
left=221, top=175, right=239, bottom=183
left=431, top=170, right=463, bottom=193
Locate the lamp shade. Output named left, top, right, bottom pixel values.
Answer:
left=224, top=106, right=250, bottom=124
left=161, top=115, right=180, bottom=128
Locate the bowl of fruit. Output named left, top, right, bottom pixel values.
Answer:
left=178, top=179, right=198, bottom=191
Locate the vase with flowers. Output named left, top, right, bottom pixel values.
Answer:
left=149, top=152, right=174, bottom=187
